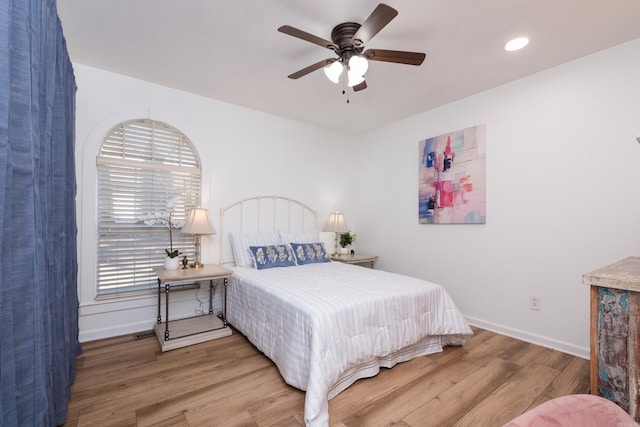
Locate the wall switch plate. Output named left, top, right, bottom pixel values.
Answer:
left=529, top=295, right=540, bottom=311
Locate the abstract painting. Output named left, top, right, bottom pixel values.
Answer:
left=418, top=124, right=486, bottom=224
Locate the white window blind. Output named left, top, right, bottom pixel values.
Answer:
left=96, top=119, right=201, bottom=298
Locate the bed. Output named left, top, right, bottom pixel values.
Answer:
left=219, top=196, right=473, bottom=427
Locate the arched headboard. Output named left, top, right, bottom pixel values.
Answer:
left=219, top=196, right=318, bottom=266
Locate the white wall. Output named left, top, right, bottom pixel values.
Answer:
left=352, top=38, right=640, bottom=358
left=74, top=65, right=355, bottom=341
left=75, top=38, right=640, bottom=356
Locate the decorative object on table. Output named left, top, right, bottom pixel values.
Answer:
left=418, top=124, right=486, bottom=224
left=181, top=208, right=216, bottom=268
left=181, top=256, right=189, bottom=269
left=322, top=211, right=349, bottom=256
left=140, top=196, right=184, bottom=270
left=339, top=231, right=356, bottom=255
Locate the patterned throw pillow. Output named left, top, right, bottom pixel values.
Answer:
left=248, top=244, right=297, bottom=270
left=290, top=242, right=331, bottom=265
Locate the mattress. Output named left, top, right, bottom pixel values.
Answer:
left=227, top=261, right=473, bottom=427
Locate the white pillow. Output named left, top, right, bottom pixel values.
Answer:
left=229, top=232, right=282, bottom=267
left=279, top=230, right=319, bottom=244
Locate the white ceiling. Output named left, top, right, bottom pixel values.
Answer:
left=56, top=0, right=640, bottom=135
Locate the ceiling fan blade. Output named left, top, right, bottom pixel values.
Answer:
left=353, top=80, right=367, bottom=92
left=363, top=49, right=426, bottom=65
left=350, top=3, right=398, bottom=46
left=287, top=58, right=337, bottom=79
left=278, top=25, right=338, bottom=51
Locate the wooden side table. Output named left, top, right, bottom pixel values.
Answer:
left=153, top=264, right=233, bottom=352
left=583, top=256, right=640, bottom=421
left=331, top=253, right=378, bottom=268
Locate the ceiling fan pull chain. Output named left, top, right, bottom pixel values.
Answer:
left=342, top=80, right=349, bottom=104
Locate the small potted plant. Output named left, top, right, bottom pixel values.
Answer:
left=339, top=232, right=356, bottom=255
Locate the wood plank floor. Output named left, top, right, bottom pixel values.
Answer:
left=62, top=326, right=590, bottom=427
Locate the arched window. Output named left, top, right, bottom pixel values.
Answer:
left=96, top=119, right=201, bottom=298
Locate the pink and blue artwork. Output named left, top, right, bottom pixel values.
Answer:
left=418, top=124, right=486, bottom=224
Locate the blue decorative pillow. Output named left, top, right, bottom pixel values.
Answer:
left=290, top=242, right=331, bottom=265
left=248, top=244, right=297, bottom=270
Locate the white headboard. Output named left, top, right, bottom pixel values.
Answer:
left=219, top=196, right=318, bottom=266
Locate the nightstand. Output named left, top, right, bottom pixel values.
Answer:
left=153, top=264, right=233, bottom=351
left=331, top=253, right=378, bottom=268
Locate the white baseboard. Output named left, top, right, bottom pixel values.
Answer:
left=78, top=320, right=154, bottom=343
left=78, top=309, right=590, bottom=360
left=466, top=316, right=589, bottom=360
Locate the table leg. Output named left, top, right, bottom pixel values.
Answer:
left=157, top=278, right=162, bottom=323
left=208, top=279, right=213, bottom=315
left=223, top=277, right=228, bottom=327
left=590, top=285, right=598, bottom=395
left=164, top=282, right=170, bottom=341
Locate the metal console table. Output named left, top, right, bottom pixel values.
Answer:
left=153, top=264, right=233, bottom=352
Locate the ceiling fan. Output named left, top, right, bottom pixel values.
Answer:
left=278, top=3, right=426, bottom=92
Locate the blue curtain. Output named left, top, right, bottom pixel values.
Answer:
left=0, top=0, right=81, bottom=425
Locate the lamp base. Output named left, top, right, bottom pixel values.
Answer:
left=190, top=262, right=204, bottom=268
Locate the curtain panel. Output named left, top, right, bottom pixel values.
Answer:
left=0, top=0, right=81, bottom=425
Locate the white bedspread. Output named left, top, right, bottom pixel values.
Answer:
left=227, top=261, right=472, bottom=427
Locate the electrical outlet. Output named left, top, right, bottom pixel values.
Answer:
left=529, top=295, right=540, bottom=311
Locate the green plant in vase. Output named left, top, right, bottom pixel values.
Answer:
left=339, top=232, right=356, bottom=254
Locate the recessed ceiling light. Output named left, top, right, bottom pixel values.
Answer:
left=504, top=37, right=529, bottom=52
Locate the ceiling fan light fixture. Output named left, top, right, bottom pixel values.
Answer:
left=323, top=61, right=344, bottom=83
left=347, top=55, right=368, bottom=87
left=348, top=55, right=369, bottom=76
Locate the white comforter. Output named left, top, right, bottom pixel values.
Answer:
left=227, top=261, right=472, bottom=427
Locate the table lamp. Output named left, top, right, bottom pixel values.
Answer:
left=322, top=211, right=349, bottom=256
left=181, top=208, right=216, bottom=268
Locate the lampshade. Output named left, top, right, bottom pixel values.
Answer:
left=323, top=212, right=349, bottom=233
left=181, top=208, right=216, bottom=235
left=323, top=61, right=344, bottom=84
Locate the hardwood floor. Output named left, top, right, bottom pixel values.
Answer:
left=62, top=326, right=590, bottom=427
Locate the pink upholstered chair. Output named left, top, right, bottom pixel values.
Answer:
left=504, top=394, right=638, bottom=427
